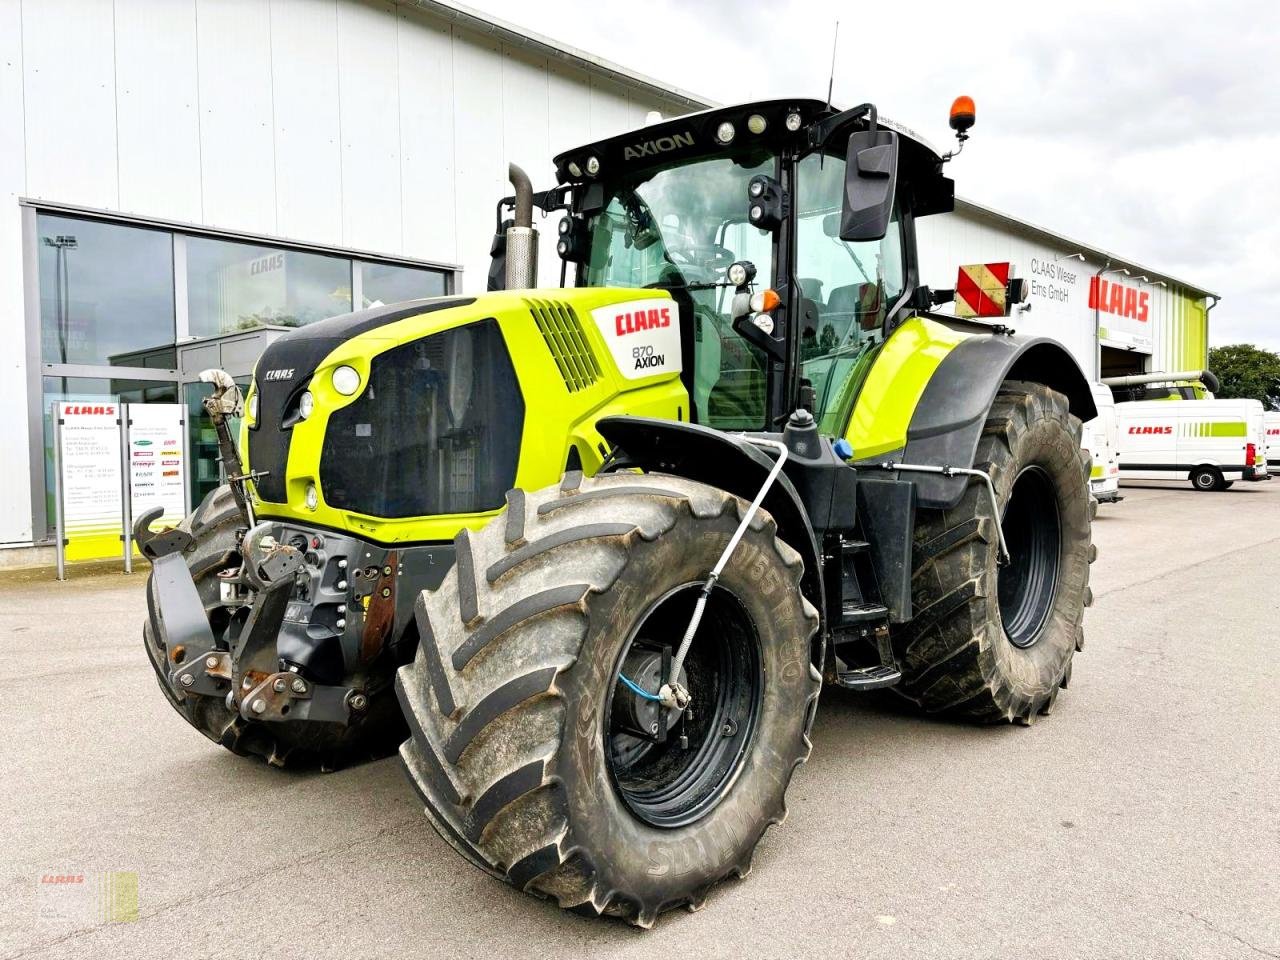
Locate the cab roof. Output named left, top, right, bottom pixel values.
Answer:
left=553, top=98, right=955, bottom=217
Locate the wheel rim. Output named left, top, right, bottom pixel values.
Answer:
left=997, top=466, right=1062, bottom=649
left=1195, top=470, right=1215, bottom=489
left=604, top=583, right=762, bottom=829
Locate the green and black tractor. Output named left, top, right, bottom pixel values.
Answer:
left=138, top=97, right=1096, bottom=925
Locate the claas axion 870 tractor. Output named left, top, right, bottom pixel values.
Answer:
left=138, top=96, right=1096, bottom=925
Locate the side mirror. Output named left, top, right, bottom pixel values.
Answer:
left=839, top=129, right=899, bottom=242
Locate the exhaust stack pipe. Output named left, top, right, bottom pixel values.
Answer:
left=505, top=163, right=538, bottom=290
left=1102, top=369, right=1220, bottom=392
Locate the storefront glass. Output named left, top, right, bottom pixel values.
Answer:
left=187, top=238, right=353, bottom=337
left=360, top=260, right=447, bottom=308
left=184, top=379, right=247, bottom=509
left=37, top=214, right=176, bottom=367
left=30, top=208, right=452, bottom=543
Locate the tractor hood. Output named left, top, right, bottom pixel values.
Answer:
left=240, top=288, right=688, bottom=545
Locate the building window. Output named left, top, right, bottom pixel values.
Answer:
left=186, top=237, right=353, bottom=337
left=28, top=204, right=456, bottom=544
left=38, top=214, right=176, bottom=367
left=359, top=260, right=446, bottom=308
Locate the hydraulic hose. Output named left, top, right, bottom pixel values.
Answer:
left=663, top=438, right=790, bottom=703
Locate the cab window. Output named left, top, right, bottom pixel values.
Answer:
left=795, top=150, right=906, bottom=432
left=583, top=151, right=776, bottom=429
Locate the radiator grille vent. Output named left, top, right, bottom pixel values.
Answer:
left=525, top=298, right=602, bottom=393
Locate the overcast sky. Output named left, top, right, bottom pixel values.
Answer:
left=471, top=0, right=1280, bottom=351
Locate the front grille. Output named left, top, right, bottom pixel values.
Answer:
left=525, top=298, right=601, bottom=393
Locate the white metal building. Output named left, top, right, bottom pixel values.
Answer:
left=0, top=0, right=1215, bottom=567
left=916, top=198, right=1215, bottom=384
left=0, top=0, right=703, bottom=564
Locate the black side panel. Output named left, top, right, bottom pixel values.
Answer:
left=290, top=297, right=475, bottom=342
left=899, top=335, right=1095, bottom=509
left=595, top=417, right=826, bottom=630
left=249, top=335, right=347, bottom=503
left=855, top=478, right=915, bottom=622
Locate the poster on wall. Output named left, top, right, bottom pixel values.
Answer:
left=125, top=403, right=187, bottom=536
left=54, top=401, right=123, bottom=565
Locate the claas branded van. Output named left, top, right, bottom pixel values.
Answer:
left=1083, top=382, right=1122, bottom=503
left=1266, top=411, right=1280, bottom=468
left=1117, top=398, right=1270, bottom=491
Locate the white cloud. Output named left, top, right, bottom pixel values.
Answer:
left=470, top=0, right=1280, bottom=349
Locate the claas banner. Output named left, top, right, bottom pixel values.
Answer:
left=955, top=262, right=1011, bottom=318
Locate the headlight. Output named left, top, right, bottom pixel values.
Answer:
left=747, top=114, right=767, bottom=134
left=331, top=365, right=360, bottom=396
left=586, top=156, right=600, bottom=175
left=785, top=111, right=802, bottom=131
left=298, top=390, right=314, bottom=420
left=305, top=483, right=319, bottom=511
left=716, top=121, right=735, bottom=144
left=246, top=392, right=258, bottom=423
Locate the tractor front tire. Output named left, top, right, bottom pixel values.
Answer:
left=143, top=484, right=405, bottom=768
left=894, top=381, right=1094, bottom=723
left=397, top=472, right=820, bottom=926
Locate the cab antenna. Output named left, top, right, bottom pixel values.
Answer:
left=825, top=21, right=840, bottom=111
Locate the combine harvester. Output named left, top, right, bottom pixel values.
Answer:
left=136, top=96, right=1099, bottom=924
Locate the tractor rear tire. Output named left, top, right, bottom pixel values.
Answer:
left=397, top=472, right=820, bottom=926
left=893, top=381, right=1094, bottom=723
left=143, top=484, right=405, bottom=768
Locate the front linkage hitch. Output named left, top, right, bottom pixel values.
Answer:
left=134, top=369, right=368, bottom=727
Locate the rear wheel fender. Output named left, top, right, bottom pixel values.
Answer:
left=897, top=336, right=1096, bottom=509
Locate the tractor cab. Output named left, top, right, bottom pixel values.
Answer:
left=549, top=100, right=956, bottom=432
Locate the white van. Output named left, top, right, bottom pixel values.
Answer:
left=1117, top=398, right=1270, bottom=491
left=1267, top=412, right=1280, bottom=468
left=1082, top=382, right=1122, bottom=503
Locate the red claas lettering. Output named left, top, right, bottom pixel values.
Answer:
left=614, top=307, right=671, bottom=336
left=1089, top=278, right=1151, bottom=322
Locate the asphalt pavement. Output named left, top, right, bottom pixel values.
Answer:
left=2, top=480, right=1277, bottom=959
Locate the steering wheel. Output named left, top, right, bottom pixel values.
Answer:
left=669, top=243, right=736, bottom=273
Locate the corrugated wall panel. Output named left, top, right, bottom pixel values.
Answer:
left=21, top=0, right=119, bottom=210
left=195, top=0, right=277, bottom=234
left=450, top=27, right=505, bottom=290
left=397, top=8, right=456, bottom=265
left=0, top=0, right=30, bottom=542
left=270, top=0, right=343, bottom=245
left=588, top=75, right=632, bottom=141
left=336, top=0, right=403, bottom=252
left=115, top=0, right=203, bottom=223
